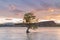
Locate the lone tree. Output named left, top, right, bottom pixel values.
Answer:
left=24, top=13, right=38, bottom=33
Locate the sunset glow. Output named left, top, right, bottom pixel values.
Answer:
left=48, top=8, right=55, bottom=12
left=0, top=0, right=60, bottom=23
left=0, top=17, right=23, bottom=24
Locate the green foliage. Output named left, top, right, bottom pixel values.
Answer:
left=24, top=13, right=35, bottom=23
left=30, top=24, right=38, bottom=30
left=24, top=12, right=38, bottom=30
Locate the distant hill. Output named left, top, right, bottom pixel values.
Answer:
left=38, top=21, right=56, bottom=27
left=15, top=21, right=57, bottom=27
left=0, top=21, right=60, bottom=27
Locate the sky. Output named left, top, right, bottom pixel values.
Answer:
left=0, top=0, right=60, bottom=20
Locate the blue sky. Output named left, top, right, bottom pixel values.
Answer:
left=0, top=0, right=60, bottom=9
left=0, top=0, right=60, bottom=18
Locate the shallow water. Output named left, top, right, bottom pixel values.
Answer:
left=0, top=27, right=60, bottom=40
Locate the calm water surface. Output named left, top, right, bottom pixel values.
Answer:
left=0, top=27, right=60, bottom=40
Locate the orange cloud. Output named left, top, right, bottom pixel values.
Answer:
left=44, top=14, right=60, bottom=20
left=48, top=8, right=55, bottom=12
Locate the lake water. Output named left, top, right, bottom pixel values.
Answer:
left=0, top=27, right=60, bottom=40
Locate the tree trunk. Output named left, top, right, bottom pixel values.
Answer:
left=26, top=26, right=30, bottom=33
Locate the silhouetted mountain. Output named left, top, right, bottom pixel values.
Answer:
left=14, top=21, right=57, bottom=27
left=38, top=21, right=56, bottom=27
left=0, top=21, right=60, bottom=27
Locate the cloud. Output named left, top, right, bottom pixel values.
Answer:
left=44, top=14, right=60, bottom=20
left=12, top=9, right=24, bottom=13
left=1, top=0, right=60, bottom=18
left=8, top=4, right=25, bottom=14
left=8, top=4, right=16, bottom=10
